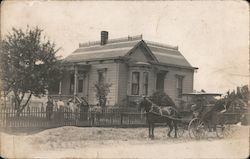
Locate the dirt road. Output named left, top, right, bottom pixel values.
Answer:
left=1, top=125, right=249, bottom=158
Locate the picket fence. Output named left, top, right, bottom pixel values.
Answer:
left=0, top=107, right=147, bottom=129
left=0, top=107, right=248, bottom=129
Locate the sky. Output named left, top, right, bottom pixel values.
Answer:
left=1, top=0, right=249, bottom=93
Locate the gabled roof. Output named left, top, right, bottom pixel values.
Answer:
left=64, top=35, right=195, bottom=69
left=124, top=40, right=159, bottom=62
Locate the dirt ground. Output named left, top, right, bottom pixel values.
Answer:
left=0, top=125, right=249, bottom=158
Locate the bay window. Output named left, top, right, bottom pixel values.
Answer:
left=131, top=72, right=140, bottom=95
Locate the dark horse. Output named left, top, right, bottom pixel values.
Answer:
left=139, top=97, right=180, bottom=139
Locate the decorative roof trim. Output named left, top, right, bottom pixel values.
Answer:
left=79, top=35, right=143, bottom=48
left=65, top=56, right=125, bottom=63
left=175, top=74, right=185, bottom=78
left=150, top=61, right=198, bottom=70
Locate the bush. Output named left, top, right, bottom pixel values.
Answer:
left=94, top=82, right=112, bottom=107
left=149, top=90, right=176, bottom=107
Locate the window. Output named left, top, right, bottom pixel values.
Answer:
left=97, top=68, right=107, bottom=84
left=142, top=72, right=148, bottom=95
left=156, top=73, right=165, bottom=91
left=78, top=79, right=83, bottom=93
left=78, top=71, right=85, bottom=93
left=131, top=72, right=140, bottom=95
left=98, top=71, right=104, bottom=84
left=176, top=76, right=184, bottom=98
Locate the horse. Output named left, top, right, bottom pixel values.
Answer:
left=139, top=97, right=180, bottom=139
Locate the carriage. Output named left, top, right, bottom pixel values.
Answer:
left=176, top=93, right=231, bottom=139
left=140, top=92, right=232, bottom=139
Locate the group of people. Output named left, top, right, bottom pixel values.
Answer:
left=45, top=96, right=90, bottom=121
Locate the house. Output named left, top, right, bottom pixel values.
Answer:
left=56, top=31, right=198, bottom=107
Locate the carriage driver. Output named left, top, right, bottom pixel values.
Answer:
left=191, top=96, right=204, bottom=118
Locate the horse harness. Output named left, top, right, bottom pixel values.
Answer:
left=144, top=98, right=181, bottom=121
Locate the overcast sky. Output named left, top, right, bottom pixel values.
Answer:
left=1, top=1, right=249, bottom=93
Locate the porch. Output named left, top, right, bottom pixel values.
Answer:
left=51, top=63, right=90, bottom=102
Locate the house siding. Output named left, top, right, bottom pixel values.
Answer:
left=147, top=68, right=156, bottom=96
left=87, top=61, right=118, bottom=105
left=61, top=73, right=71, bottom=95
left=117, top=62, right=129, bottom=106
left=164, top=67, right=194, bottom=104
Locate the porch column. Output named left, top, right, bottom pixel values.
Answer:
left=74, top=65, right=78, bottom=100
left=59, top=81, right=62, bottom=95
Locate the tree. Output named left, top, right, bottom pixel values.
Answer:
left=214, top=85, right=249, bottom=113
left=0, top=26, right=64, bottom=115
left=94, top=82, right=112, bottom=107
left=236, top=85, right=249, bottom=103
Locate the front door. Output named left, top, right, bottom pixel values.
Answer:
left=156, top=73, right=165, bottom=91
left=77, top=79, right=84, bottom=97
left=77, top=71, right=86, bottom=98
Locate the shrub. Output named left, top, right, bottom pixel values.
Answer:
left=149, top=90, right=176, bottom=107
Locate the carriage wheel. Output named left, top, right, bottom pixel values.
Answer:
left=188, top=118, right=207, bottom=139
left=222, top=124, right=231, bottom=137
left=216, top=125, right=225, bottom=138
left=216, top=124, right=232, bottom=138
left=225, top=125, right=232, bottom=136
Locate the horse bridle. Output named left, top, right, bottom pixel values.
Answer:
left=144, top=98, right=157, bottom=112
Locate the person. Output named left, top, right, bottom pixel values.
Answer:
left=41, top=103, right=45, bottom=112
left=191, top=97, right=204, bottom=118
left=46, top=96, right=53, bottom=120
left=56, top=99, right=65, bottom=121
left=67, top=98, right=75, bottom=112
left=80, top=97, right=89, bottom=121
left=57, top=99, right=65, bottom=110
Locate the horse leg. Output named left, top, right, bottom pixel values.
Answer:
left=167, top=121, right=173, bottom=137
left=151, top=123, right=155, bottom=139
left=173, top=121, right=178, bottom=138
left=148, top=123, right=151, bottom=138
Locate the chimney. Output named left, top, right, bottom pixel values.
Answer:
left=101, top=31, right=108, bottom=45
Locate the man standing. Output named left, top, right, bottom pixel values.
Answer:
left=46, top=96, right=53, bottom=120
left=80, top=97, right=89, bottom=121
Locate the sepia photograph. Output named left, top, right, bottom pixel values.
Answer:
left=0, top=0, right=249, bottom=158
